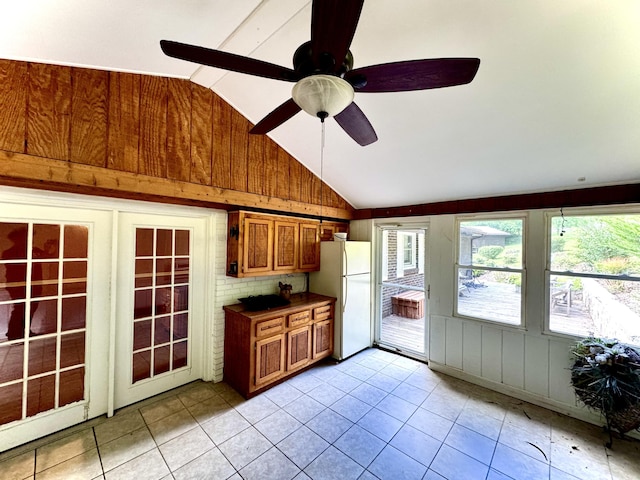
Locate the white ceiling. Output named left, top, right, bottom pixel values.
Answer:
left=2, top=1, right=639, bottom=209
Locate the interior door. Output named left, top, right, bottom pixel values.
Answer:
left=0, top=204, right=111, bottom=451
left=375, top=226, right=428, bottom=358
left=114, top=213, right=207, bottom=408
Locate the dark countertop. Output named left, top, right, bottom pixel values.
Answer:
left=223, top=292, right=335, bottom=320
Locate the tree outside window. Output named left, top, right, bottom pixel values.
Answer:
left=548, top=213, right=640, bottom=345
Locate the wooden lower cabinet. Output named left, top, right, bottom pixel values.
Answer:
left=313, top=320, right=332, bottom=360
left=255, top=334, right=285, bottom=386
left=287, top=326, right=311, bottom=370
left=223, top=293, right=335, bottom=398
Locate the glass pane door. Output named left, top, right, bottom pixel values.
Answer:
left=0, top=201, right=110, bottom=452
left=1, top=222, right=88, bottom=426
left=376, top=227, right=428, bottom=357
left=114, top=214, right=206, bottom=409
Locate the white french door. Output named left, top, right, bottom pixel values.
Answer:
left=114, top=213, right=208, bottom=409
left=0, top=203, right=111, bottom=451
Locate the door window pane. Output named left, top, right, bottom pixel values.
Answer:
left=135, top=229, right=154, bottom=257
left=31, top=299, right=58, bottom=335
left=133, top=351, right=151, bottom=383
left=1, top=303, right=25, bottom=341
left=27, top=375, right=56, bottom=417
left=154, top=345, right=171, bottom=375
left=175, top=230, right=189, bottom=256
left=134, top=290, right=153, bottom=319
left=62, top=261, right=87, bottom=295
left=134, top=320, right=152, bottom=350
left=0, top=343, right=24, bottom=382
left=28, top=337, right=57, bottom=376
left=1, top=224, right=28, bottom=259
left=59, top=367, right=84, bottom=407
left=63, top=226, right=88, bottom=258
left=156, top=230, right=172, bottom=256
left=173, top=341, right=188, bottom=369
left=0, top=383, right=24, bottom=425
left=60, top=332, right=85, bottom=368
left=31, top=262, right=59, bottom=297
left=1, top=263, right=27, bottom=301
left=32, top=225, right=60, bottom=259
left=61, top=296, right=86, bottom=331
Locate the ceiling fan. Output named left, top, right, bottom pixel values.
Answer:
left=161, top=0, right=480, bottom=146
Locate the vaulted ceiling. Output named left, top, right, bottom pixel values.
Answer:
left=2, top=1, right=638, bottom=209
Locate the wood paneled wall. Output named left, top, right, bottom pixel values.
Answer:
left=0, top=59, right=352, bottom=219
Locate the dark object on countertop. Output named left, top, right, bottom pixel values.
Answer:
left=238, top=294, right=290, bottom=311
left=279, top=282, right=292, bottom=301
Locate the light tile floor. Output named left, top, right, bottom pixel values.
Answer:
left=1, top=348, right=639, bottom=479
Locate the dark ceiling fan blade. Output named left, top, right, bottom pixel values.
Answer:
left=311, top=0, right=364, bottom=72
left=334, top=102, right=378, bottom=146
left=250, top=99, right=302, bottom=135
left=160, top=40, right=299, bottom=82
left=346, top=58, right=480, bottom=92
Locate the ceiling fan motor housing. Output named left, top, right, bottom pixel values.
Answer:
left=293, top=41, right=354, bottom=77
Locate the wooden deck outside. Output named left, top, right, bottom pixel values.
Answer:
left=380, top=281, right=594, bottom=353
left=380, top=314, right=425, bottom=353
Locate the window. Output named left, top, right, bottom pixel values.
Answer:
left=456, top=218, right=524, bottom=325
left=403, top=233, right=416, bottom=268
left=548, top=213, right=640, bottom=345
left=395, top=231, right=422, bottom=277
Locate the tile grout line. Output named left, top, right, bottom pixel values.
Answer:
left=91, top=426, right=105, bottom=478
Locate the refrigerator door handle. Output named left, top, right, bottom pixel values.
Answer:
left=343, top=248, right=348, bottom=276
left=343, top=276, right=347, bottom=314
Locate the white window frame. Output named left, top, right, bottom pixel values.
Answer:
left=544, top=206, right=640, bottom=343
left=403, top=232, right=417, bottom=269
left=454, top=214, right=526, bottom=327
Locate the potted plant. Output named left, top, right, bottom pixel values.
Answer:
left=570, top=337, right=640, bottom=447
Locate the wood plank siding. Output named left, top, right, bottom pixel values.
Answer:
left=0, top=59, right=352, bottom=220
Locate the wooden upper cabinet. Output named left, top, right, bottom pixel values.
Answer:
left=319, top=222, right=350, bottom=241
left=242, top=215, right=274, bottom=274
left=227, top=211, right=320, bottom=277
left=274, top=220, right=298, bottom=271
left=299, top=222, right=320, bottom=271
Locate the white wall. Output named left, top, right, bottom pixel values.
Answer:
left=381, top=210, right=632, bottom=430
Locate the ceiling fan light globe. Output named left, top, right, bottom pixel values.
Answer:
left=292, top=75, right=354, bottom=118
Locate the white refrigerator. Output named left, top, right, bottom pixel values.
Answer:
left=309, top=241, right=371, bottom=360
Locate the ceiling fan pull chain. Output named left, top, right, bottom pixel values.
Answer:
left=320, top=121, right=326, bottom=224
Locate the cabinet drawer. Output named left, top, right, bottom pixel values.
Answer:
left=288, top=310, right=311, bottom=328
left=313, top=305, right=332, bottom=321
left=255, top=317, right=284, bottom=337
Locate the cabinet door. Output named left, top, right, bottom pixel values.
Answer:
left=319, top=224, right=336, bottom=242
left=299, top=222, right=320, bottom=271
left=243, top=217, right=273, bottom=274
left=313, top=319, right=333, bottom=360
left=255, top=334, right=285, bottom=386
left=274, top=220, right=298, bottom=271
left=287, top=326, right=311, bottom=370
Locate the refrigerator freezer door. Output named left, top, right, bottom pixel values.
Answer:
left=344, top=242, right=371, bottom=276
left=341, top=272, right=371, bottom=358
